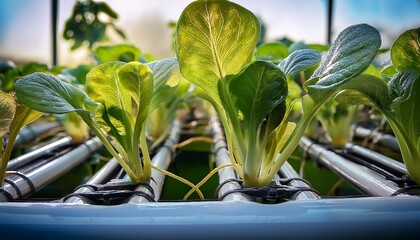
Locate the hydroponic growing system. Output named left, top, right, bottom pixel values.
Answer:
left=1, top=0, right=420, bottom=239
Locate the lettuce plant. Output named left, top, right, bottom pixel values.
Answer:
left=0, top=91, right=42, bottom=186
left=176, top=0, right=380, bottom=187
left=335, top=27, right=420, bottom=184
left=15, top=58, right=182, bottom=184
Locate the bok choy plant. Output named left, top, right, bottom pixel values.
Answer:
left=0, top=91, right=42, bottom=186
left=176, top=0, right=380, bottom=187
left=334, top=27, right=420, bottom=184
left=14, top=58, right=203, bottom=196
left=317, top=99, right=356, bottom=149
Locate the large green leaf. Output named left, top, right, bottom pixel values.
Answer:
left=15, top=72, right=97, bottom=114
left=335, top=74, right=392, bottom=110
left=278, top=49, right=321, bottom=77
left=389, top=70, right=420, bottom=138
left=147, top=58, right=181, bottom=112
left=176, top=0, right=260, bottom=107
left=391, top=28, right=420, bottom=72
left=118, top=61, right=153, bottom=129
left=0, top=91, right=15, bottom=136
left=228, top=61, right=287, bottom=131
left=310, top=24, right=381, bottom=90
left=86, top=62, right=133, bottom=136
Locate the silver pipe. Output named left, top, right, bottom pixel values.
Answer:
left=0, top=137, right=102, bottom=202
left=352, top=125, right=400, bottom=152
left=65, top=158, right=120, bottom=203
left=346, top=143, right=407, bottom=175
left=129, top=119, right=183, bottom=203
left=211, top=118, right=251, bottom=202
left=300, top=136, right=401, bottom=196
left=7, top=136, right=72, bottom=170
left=279, top=162, right=320, bottom=200
left=14, top=121, right=61, bottom=146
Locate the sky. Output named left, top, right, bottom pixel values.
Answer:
left=0, top=0, right=419, bottom=66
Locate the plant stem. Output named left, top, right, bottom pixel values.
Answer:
left=140, top=124, right=151, bottom=182
left=81, top=114, right=138, bottom=182
left=0, top=126, right=19, bottom=186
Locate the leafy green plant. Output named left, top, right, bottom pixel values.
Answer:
left=317, top=99, right=356, bottom=148
left=147, top=78, right=191, bottom=149
left=176, top=0, right=380, bottom=187
left=63, top=0, right=125, bottom=50
left=14, top=59, right=203, bottom=198
left=335, top=27, right=420, bottom=184
left=0, top=91, right=42, bottom=186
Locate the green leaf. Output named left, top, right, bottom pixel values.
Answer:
left=381, top=65, right=397, bottom=77
left=8, top=106, right=43, bottom=140
left=118, top=61, right=153, bottom=128
left=94, top=44, right=141, bottom=63
left=255, top=42, right=289, bottom=62
left=15, top=72, right=98, bottom=114
left=310, top=24, right=381, bottom=90
left=391, top=27, right=420, bottom=71
left=86, top=61, right=135, bottom=137
left=147, top=58, right=181, bottom=112
left=97, top=2, right=118, bottom=19
left=335, top=74, right=392, bottom=110
left=228, top=61, right=287, bottom=131
left=176, top=0, right=260, bottom=107
left=0, top=91, right=15, bottom=136
left=388, top=70, right=419, bottom=102
left=278, top=49, right=321, bottom=76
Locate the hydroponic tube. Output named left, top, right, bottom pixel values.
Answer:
left=299, top=136, right=401, bottom=196
left=352, top=125, right=399, bottom=152
left=211, top=118, right=252, bottom=202
left=14, top=121, right=61, bottom=146
left=129, top=119, right=183, bottom=203
left=7, top=136, right=72, bottom=170
left=345, top=143, right=407, bottom=176
left=65, top=158, right=121, bottom=204
left=0, top=137, right=102, bottom=201
left=279, top=162, right=320, bottom=200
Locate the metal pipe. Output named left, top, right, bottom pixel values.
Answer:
left=299, top=136, right=401, bottom=196
left=65, top=158, right=121, bottom=203
left=129, top=119, right=183, bottom=203
left=7, top=136, right=72, bottom=170
left=279, top=162, right=320, bottom=200
left=346, top=143, right=407, bottom=176
left=14, top=121, right=61, bottom=146
left=211, top=118, right=251, bottom=202
left=1, top=197, right=420, bottom=239
left=352, top=125, right=400, bottom=152
left=0, top=137, right=102, bottom=202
